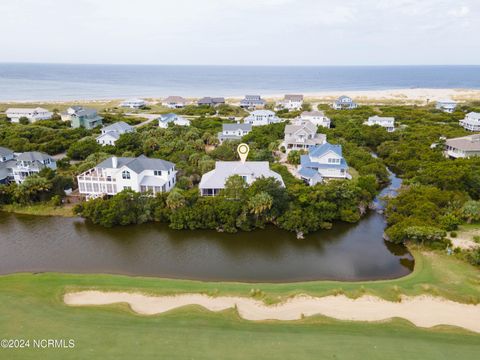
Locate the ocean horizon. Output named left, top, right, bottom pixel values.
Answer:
left=1, top=63, right=479, bottom=101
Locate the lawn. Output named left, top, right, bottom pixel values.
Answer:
left=0, top=249, right=479, bottom=359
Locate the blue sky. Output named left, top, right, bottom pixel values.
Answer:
left=1, top=0, right=478, bottom=65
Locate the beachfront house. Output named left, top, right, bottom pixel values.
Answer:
left=11, top=151, right=57, bottom=184
left=62, top=106, right=103, bottom=129
left=297, top=111, right=331, bottom=128
left=162, top=96, right=187, bottom=109
left=332, top=96, right=358, bottom=110
left=445, top=134, right=480, bottom=159
left=459, top=112, right=480, bottom=132
left=240, top=95, right=266, bottom=110
left=436, top=99, right=457, bottom=113
left=96, top=121, right=135, bottom=146
left=6, top=107, right=53, bottom=123
left=158, top=113, right=191, bottom=128
left=298, top=142, right=350, bottom=185
left=120, top=98, right=146, bottom=109
left=218, top=123, right=252, bottom=143
left=199, top=161, right=284, bottom=196
left=0, top=147, right=15, bottom=184
left=197, top=97, right=225, bottom=106
left=244, top=110, right=281, bottom=126
left=77, top=155, right=177, bottom=199
left=276, top=95, right=304, bottom=111
left=364, top=116, right=395, bottom=132
left=283, top=121, right=326, bottom=153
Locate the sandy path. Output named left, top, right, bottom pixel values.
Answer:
left=64, top=291, right=480, bottom=333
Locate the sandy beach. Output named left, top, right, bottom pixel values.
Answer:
left=64, top=291, right=480, bottom=333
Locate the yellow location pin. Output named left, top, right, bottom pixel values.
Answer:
left=237, top=143, right=250, bottom=163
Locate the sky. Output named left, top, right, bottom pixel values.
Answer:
left=0, top=0, right=478, bottom=65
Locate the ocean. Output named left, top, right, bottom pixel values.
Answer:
left=0, top=63, right=479, bottom=101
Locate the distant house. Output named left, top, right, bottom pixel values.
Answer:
left=445, top=134, right=480, bottom=159
left=218, top=123, right=252, bottom=143
left=96, top=121, right=135, bottom=146
left=62, top=106, right=103, bottom=129
left=332, top=96, right=358, bottom=110
left=162, top=96, right=187, bottom=109
left=459, top=112, right=480, bottom=132
left=283, top=121, right=326, bottom=153
left=77, top=155, right=177, bottom=199
left=120, top=98, right=146, bottom=109
left=244, top=110, right=281, bottom=126
left=276, top=94, right=303, bottom=111
left=298, top=143, right=350, bottom=185
left=199, top=161, right=284, bottom=196
left=197, top=97, right=225, bottom=106
left=12, top=151, right=57, bottom=184
left=6, top=107, right=53, bottom=123
left=158, top=113, right=191, bottom=128
left=297, top=111, right=331, bottom=128
left=436, top=99, right=457, bottom=113
left=240, top=95, right=266, bottom=109
left=0, top=147, right=15, bottom=184
left=364, top=116, right=395, bottom=132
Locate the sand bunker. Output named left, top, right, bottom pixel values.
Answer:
left=64, top=291, right=480, bottom=333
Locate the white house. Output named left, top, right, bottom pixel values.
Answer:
left=218, top=123, right=252, bottom=143
left=6, top=107, right=53, bottom=123
left=459, top=112, right=480, bottom=132
left=297, top=111, right=331, bottom=128
left=298, top=142, right=350, bottom=185
left=436, top=99, right=457, bottom=113
left=77, top=155, right=177, bottom=199
left=96, top=121, right=135, bottom=146
left=158, top=113, right=191, bottom=128
left=283, top=121, right=326, bottom=153
left=364, top=116, right=395, bottom=132
left=445, top=134, right=480, bottom=159
left=276, top=95, right=303, bottom=111
left=12, top=151, right=57, bottom=184
left=240, top=95, right=266, bottom=109
left=199, top=161, right=284, bottom=196
left=244, top=110, right=281, bottom=126
left=332, top=96, right=358, bottom=110
left=162, top=96, right=187, bottom=109
left=120, top=98, right=146, bottom=109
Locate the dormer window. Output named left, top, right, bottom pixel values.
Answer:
left=122, top=170, right=131, bottom=179
left=154, top=170, right=162, bottom=176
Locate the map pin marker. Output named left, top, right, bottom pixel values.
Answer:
left=237, top=143, right=249, bottom=163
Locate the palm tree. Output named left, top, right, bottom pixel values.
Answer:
left=248, top=192, right=273, bottom=220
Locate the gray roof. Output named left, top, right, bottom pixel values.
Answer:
left=102, top=121, right=133, bottom=133
left=16, top=151, right=53, bottom=162
left=0, top=146, right=14, bottom=158
left=163, top=96, right=187, bottom=104
left=446, top=134, right=480, bottom=151
left=70, top=106, right=99, bottom=118
left=301, top=111, right=326, bottom=117
left=97, top=131, right=120, bottom=140
left=222, top=123, right=252, bottom=131
left=198, top=97, right=225, bottom=105
left=467, top=112, right=480, bottom=120
left=96, top=155, right=175, bottom=173
left=284, top=94, right=303, bottom=101
left=285, top=121, right=317, bottom=135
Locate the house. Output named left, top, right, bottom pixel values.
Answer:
left=459, top=112, right=480, bottom=132
left=6, top=107, right=53, bottom=123
left=218, top=123, right=252, bottom=143
left=120, top=98, right=146, bottom=109
left=12, top=151, right=57, bottom=184
left=298, top=142, right=350, bottom=185
left=199, top=161, right=284, bottom=196
left=77, top=155, right=176, bottom=199
left=158, top=113, right=191, bottom=128
left=240, top=95, right=266, bottom=109
left=283, top=121, right=326, bottom=153
left=276, top=94, right=303, bottom=111
left=364, top=116, right=395, bottom=132
left=0, top=146, right=14, bottom=163
left=244, top=110, right=281, bottom=126
left=297, top=111, right=331, bottom=128
left=332, top=96, right=358, bottom=110
left=0, top=147, right=15, bottom=184
left=162, top=96, right=187, bottom=109
left=197, top=97, right=225, bottom=106
left=62, top=106, right=103, bottom=129
left=444, top=134, right=480, bottom=159
left=96, top=121, right=135, bottom=146
left=436, top=99, right=457, bottom=113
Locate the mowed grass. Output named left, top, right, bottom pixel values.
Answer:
left=0, top=249, right=479, bottom=359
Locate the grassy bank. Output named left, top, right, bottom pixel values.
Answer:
left=0, top=203, right=75, bottom=217
left=1, top=249, right=479, bottom=359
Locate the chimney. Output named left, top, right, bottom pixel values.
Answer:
left=112, top=156, right=118, bottom=168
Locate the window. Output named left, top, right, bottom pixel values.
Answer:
left=328, top=158, right=340, bottom=164
left=122, top=170, right=131, bottom=179
left=123, top=186, right=131, bottom=190
left=154, top=170, right=162, bottom=176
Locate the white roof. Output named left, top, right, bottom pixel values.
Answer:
left=6, top=107, right=50, bottom=113
left=249, top=110, right=275, bottom=116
